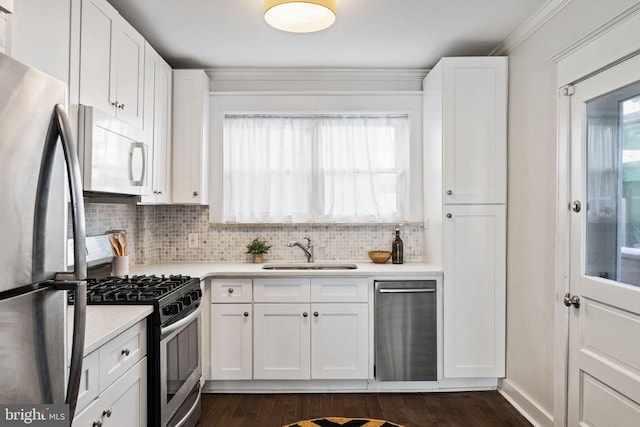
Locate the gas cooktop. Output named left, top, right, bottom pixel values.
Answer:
left=69, top=274, right=202, bottom=326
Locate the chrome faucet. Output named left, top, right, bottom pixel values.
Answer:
left=287, top=237, right=314, bottom=263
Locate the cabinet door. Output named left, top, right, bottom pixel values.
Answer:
left=140, top=43, right=172, bottom=204
left=442, top=57, right=507, bottom=204
left=172, top=69, right=209, bottom=204
left=253, top=303, right=310, bottom=380
left=73, top=357, right=147, bottom=427
left=311, top=303, right=368, bottom=380
left=153, top=57, right=172, bottom=202
left=442, top=204, right=506, bottom=378
left=112, top=18, right=144, bottom=128
left=79, top=0, right=117, bottom=114
left=210, top=304, right=252, bottom=380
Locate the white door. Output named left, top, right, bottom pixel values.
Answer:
left=568, top=54, right=640, bottom=426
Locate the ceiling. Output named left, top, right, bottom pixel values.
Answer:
left=106, top=0, right=547, bottom=70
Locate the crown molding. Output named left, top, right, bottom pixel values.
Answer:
left=548, top=1, right=640, bottom=64
left=491, top=0, right=572, bottom=56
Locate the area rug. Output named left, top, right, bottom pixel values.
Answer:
left=283, top=417, right=404, bottom=427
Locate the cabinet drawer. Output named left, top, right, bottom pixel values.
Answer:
left=75, top=349, right=100, bottom=413
left=210, top=278, right=252, bottom=303
left=254, top=278, right=311, bottom=303
left=73, top=357, right=147, bottom=427
left=99, top=320, right=146, bottom=393
left=311, top=277, right=368, bottom=303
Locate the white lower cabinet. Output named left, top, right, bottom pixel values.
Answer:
left=73, top=320, right=147, bottom=426
left=73, top=358, right=147, bottom=427
left=310, top=303, right=368, bottom=380
left=253, top=303, right=311, bottom=380
left=210, top=303, right=252, bottom=380
left=210, top=277, right=369, bottom=382
left=442, top=204, right=506, bottom=378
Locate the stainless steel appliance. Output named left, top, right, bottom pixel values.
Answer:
left=70, top=275, right=203, bottom=427
left=374, top=280, right=437, bottom=381
left=78, top=105, right=150, bottom=198
left=0, top=53, right=87, bottom=418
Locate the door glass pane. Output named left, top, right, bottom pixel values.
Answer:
left=585, top=82, right=640, bottom=286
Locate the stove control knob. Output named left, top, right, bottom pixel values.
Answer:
left=163, top=304, right=179, bottom=316
left=190, top=290, right=202, bottom=301
left=182, top=295, right=192, bottom=306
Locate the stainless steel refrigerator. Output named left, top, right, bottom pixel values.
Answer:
left=0, top=52, right=87, bottom=419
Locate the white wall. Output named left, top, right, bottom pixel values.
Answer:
left=503, top=0, right=640, bottom=425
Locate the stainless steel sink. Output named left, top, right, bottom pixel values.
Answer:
left=262, top=262, right=358, bottom=270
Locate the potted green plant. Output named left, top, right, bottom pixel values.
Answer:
left=246, top=236, right=272, bottom=263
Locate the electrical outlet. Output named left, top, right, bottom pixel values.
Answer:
left=188, top=233, right=198, bottom=248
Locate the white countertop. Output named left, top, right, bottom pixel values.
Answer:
left=128, top=261, right=442, bottom=279
left=68, top=305, right=153, bottom=357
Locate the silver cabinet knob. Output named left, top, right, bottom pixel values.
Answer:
left=243, top=312, right=249, bottom=317
left=303, top=312, right=308, bottom=317
left=102, top=408, right=112, bottom=417
left=121, top=348, right=130, bottom=356
left=313, top=312, right=319, bottom=317
left=92, top=420, right=103, bottom=427
left=119, top=103, right=125, bottom=110
left=228, top=288, right=234, bottom=294
left=446, top=190, right=453, bottom=195
left=446, top=213, right=452, bottom=219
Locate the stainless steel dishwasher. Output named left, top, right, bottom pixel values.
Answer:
left=374, top=280, right=437, bottom=381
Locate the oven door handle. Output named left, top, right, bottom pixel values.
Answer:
left=161, top=304, right=201, bottom=340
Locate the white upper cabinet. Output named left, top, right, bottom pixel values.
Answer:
left=79, top=0, right=145, bottom=129
left=427, top=57, right=507, bottom=205
left=140, top=42, right=172, bottom=204
left=172, top=69, right=210, bottom=204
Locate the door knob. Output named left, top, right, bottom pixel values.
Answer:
left=563, top=293, right=580, bottom=308
left=572, top=200, right=582, bottom=213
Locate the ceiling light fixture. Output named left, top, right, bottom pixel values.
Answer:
left=264, top=0, right=336, bottom=33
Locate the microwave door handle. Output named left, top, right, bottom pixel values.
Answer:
left=129, top=142, right=147, bottom=186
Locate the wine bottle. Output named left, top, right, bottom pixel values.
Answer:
left=391, top=227, right=404, bottom=264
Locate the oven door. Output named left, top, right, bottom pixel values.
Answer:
left=160, top=305, right=202, bottom=427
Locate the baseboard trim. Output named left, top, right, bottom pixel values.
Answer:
left=499, top=379, right=554, bottom=427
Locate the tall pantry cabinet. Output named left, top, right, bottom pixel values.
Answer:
left=423, top=57, right=507, bottom=378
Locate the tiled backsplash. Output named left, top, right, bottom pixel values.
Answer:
left=86, top=203, right=424, bottom=265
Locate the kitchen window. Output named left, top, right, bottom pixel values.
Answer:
left=221, top=114, right=410, bottom=223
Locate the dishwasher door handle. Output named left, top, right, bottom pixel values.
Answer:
left=378, top=288, right=435, bottom=294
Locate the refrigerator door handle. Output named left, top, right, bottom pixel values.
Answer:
left=36, top=104, right=87, bottom=419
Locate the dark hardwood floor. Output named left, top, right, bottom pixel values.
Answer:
left=199, top=391, right=532, bottom=427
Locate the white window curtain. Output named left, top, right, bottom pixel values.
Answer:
left=222, top=114, right=409, bottom=223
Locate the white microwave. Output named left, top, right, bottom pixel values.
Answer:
left=78, top=105, right=150, bottom=197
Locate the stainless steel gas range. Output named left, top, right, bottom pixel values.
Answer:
left=71, top=274, right=203, bottom=427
